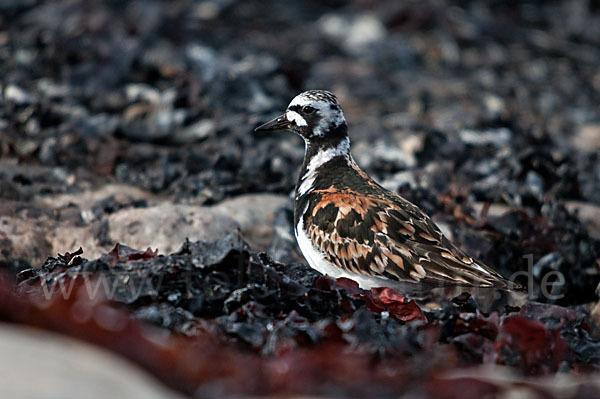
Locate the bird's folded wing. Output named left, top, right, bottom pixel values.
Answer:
left=305, top=190, right=511, bottom=288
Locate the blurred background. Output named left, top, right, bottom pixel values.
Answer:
left=2, top=0, right=599, bottom=199
left=1, top=0, right=600, bottom=397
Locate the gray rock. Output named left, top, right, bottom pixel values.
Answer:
left=174, top=119, right=215, bottom=143
left=471, top=202, right=514, bottom=218
left=36, top=78, right=71, bottom=99
left=185, top=44, right=218, bottom=83
left=211, top=193, right=289, bottom=251
left=353, top=139, right=417, bottom=171
left=0, top=323, right=181, bottom=399
left=36, top=184, right=158, bottom=212
left=565, top=201, right=600, bottom=239
left=106, top=204, right=240, bottom=256
left=267, top=206, right=301, bottom=264
left=121, top=85, right=187, bottom=142
left=23, top=189, right=285, bottom=267
left=459, top=128, right=512, bottom=147
left=381, top=170, right=418, bottom=193
left=319, top=13, right=386, bottom=55
left=4, top=84, right=34, bottom=104
left=524, top=170, right=545, bottom=200
left=0, top=209, right=53, bottom=268
left=570, top=124, right=600, bottom=153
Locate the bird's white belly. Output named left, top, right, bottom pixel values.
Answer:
left=295, top=217, right=342, bottom=277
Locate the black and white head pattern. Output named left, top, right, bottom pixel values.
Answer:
left=285, top=90, right=346, bottom=138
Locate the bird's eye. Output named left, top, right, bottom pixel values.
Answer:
left=302, top=106, right=315, bottom=115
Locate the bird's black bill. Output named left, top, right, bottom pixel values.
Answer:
left=254, top=115, right=290, bottom=132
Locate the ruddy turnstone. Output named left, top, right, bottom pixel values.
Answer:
left=256, top=90, right=517, bottom=294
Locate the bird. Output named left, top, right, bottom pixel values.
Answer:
left=255, top=90, right=519, bottom=296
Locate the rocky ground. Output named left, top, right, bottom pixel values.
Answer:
left=1, top=0, right=600, bottom=397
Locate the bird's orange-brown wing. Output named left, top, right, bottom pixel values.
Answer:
left=304, top=187, right=512, bottom=289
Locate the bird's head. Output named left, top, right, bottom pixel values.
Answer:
left=255, top=90, right=347, bottom=142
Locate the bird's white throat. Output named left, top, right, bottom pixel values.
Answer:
left=297, top=137, right=350, bottom=197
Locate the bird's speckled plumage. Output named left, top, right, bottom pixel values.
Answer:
left=256, top=90, right=517, bottom=293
